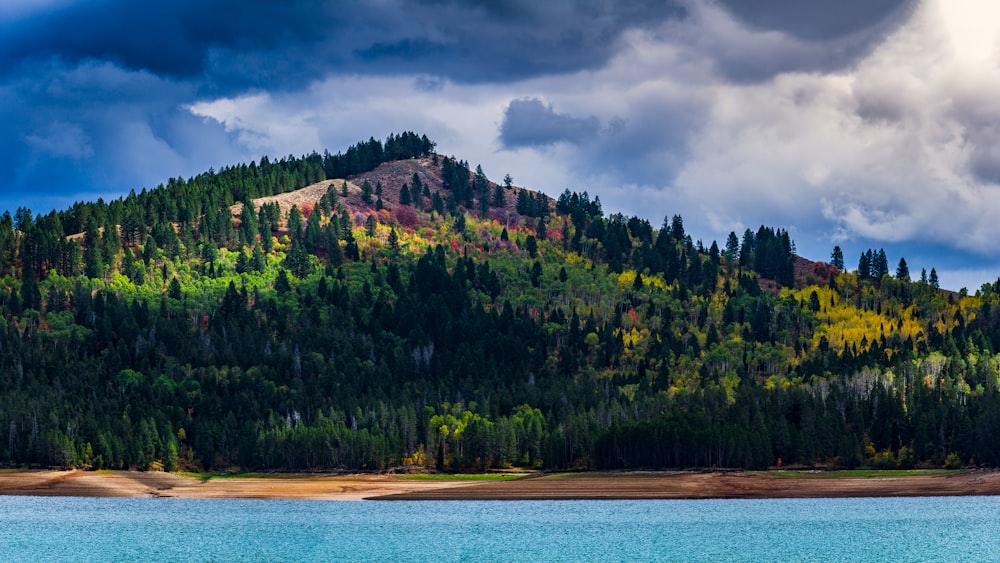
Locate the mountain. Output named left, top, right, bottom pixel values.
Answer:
left=1, top=132, right=998, bottom=473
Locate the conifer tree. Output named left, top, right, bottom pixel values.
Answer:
left=388, top=228, right=400, bottom=252
left=524, top=235, right=538, bottom=258
left=84, top=219, right=103, bottom=279
left=896, top=257, right=910, bottom=281
left=251, top=243, right=265, bottom=272
left=493, top=185, right=505, bottom=208
left=325, top=224, right=343, bottom=266
left=400, top=183, right=411, bottom=206
left=288, top=205, right=303, bottom=242
left=858, top=250, right=872, bottom=280
left=411, top=173, right=423, bottom=209
left=361, top=180, right=373, bottom=205
left=167, top=277, right=182, bottom=299
left=344, top=229, right=360, bottom=261
left=239, top=203, right=258, bottom=247
left=872, top=248, right=889, bottom=280
left=831, top=246, right=845, bottom=271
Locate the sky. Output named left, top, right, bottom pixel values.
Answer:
left=2, top=0, right=1000, bottom=291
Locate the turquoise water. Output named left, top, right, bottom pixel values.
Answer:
left=1, top=496, right=999, bottom=561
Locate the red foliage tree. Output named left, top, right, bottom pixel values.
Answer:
left=393, top=205, right=420, bottom=228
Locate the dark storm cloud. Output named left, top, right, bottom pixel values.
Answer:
left=0, top=0, right=687, bottom=89
left=499, top=98, right=600, bottom=148
left=701, top=0, right=920, bottom=82
left=0, top=1, right=341, bottom=92
left=0, top=60, right=244, bottom=214
left=715, top=0, right=917, bottom=41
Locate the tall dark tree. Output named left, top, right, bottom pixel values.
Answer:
left=288, top=205, right=304, bottom=242
left=725, top=232, right=740, bottom=263
left=872, top=248, right=889, bottom=280
left=411, top=173, right=423, bottom=209
left=858, top=250, right=872, bottom=280
left=284, top=238, right=310, bottom=277
left=361, top=180, right=373, bottom=205
left=83, top=219, right=103, bottom=279
left=896, top=257, right=910, bottom=281
left=239, top=203, right=258, bottom=247
left=388, top=228, right=400, bottom=252
left=831, top=246, right=845, bottom=271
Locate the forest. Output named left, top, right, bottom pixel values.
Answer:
left=2, top=131, right=1000, bottom=473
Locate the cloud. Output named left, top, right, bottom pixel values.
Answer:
left=662, top=1, right=919, bottom=83
left=714, top=0, right=917, bottom=41
left=0, top=0, right=687, bottom=89
left=25, top=122, right=93, bottom=159
left=0, top=60, right=244, bottom=213
left=499, top=98, right=600, bottom=148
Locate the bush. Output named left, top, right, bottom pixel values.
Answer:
left=393, top=205, right=420, bottom=228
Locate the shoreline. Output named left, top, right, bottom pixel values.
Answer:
left=1, top=469, right=999, bottom=501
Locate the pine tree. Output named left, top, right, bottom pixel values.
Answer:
left=340, top=209, right=352, bottom=238
left=524, top=235, right=537, bottom=258
left=858, top=250, right=872, bottom=280
left=929, top=268, right=939, bottom=289
left=411, top=173, right=423, bottom=209
left=493, top=185, right=505, bottom=208
left=872, top=248, right=889, bottom=280
left=361, top=180, right=373, bottom=205
left=325, top=224, right=343, bottom=266
left=896, top=257, right=910, bottom=281
left=304, top=209, right=322, bottom=252
left=84, top=219, right=103, bottom=279
left=275, top=268, right=291, bottom=293
left=388, top=228, right=400, bottom=252
left=288, top=205, right=303, bottom=242
left=285, top=238, right=310, bottom=278
left=400, top=183, right=412, bottom=206
left=167, top=277, right=182, bottom=299
left=344, top=230, right=360, bottom=261
left=251, top=243, right=265, bottom=272
left=239, top=203, right=258, bottom=247
left=531, top=260, right=543, bottom=287
left=831, top=246, right=844, bottom=271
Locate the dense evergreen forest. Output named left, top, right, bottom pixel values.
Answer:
left=3, top=131, right=1000, bottom=473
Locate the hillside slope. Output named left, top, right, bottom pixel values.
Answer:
left=0, top=133, right=998, bottom=474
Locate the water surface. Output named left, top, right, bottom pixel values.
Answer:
left=1, top=496, right=998, bottom=561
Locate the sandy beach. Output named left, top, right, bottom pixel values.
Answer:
left=3, top=470, right=1000, bottom=501
left=0, top=470, right=479, bottom=501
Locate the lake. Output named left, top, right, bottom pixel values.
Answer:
left=1, top=496, right=999, bottom=561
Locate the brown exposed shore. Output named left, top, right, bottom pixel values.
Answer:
left=2, top=470, right=1000, bottom=501
left=376, top=471, right=1000, bottom=501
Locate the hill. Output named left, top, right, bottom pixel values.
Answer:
left=0, top=132, right=999, bottom=473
